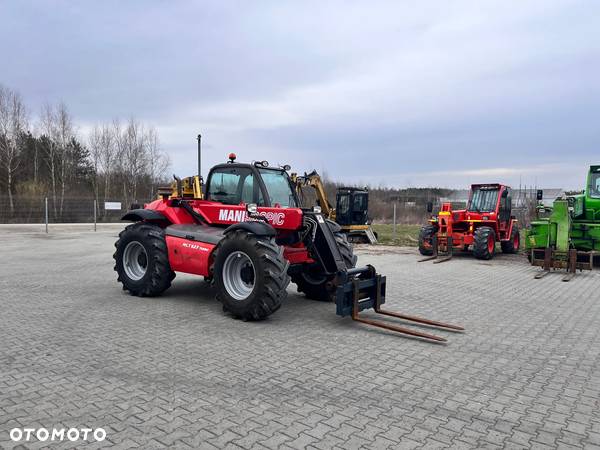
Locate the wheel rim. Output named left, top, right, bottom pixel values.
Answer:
left=123, top=241, right=148, bottom=281
left=487, top=235, right=495, bottom=253
left=222, top=251, right=255, bottom=300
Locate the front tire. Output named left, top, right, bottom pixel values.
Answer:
left=501, top=226, right=520, bottom=254
left=292, top=221, right=357, bottom=301
left=213, top=230, right=290, bottom=320
left=418, top=225, right=437, bottom=256
left=114, top=222, right=175, bottom=296
left=473, top=226, right=496, bottom=260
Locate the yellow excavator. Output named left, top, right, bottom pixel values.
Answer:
left=292, top=170, right=378, bottom=244
left=156, top=135, right=205, bottom=200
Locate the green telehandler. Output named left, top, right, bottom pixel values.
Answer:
left=525, top=165, right=600, bottom=281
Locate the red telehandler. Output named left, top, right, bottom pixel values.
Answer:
left=419, top=184, right=520, bottom=263
left=114, top=136, right=463, bottom=342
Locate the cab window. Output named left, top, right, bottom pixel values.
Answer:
left=591, top=173, right=600, bottom=198
left=258, top=168, right=297, bottom=207
left=337, top=194, right=350, bottom=215
left=353, top=194, right=367, bottom=211
left=207, top=167, right=254, bottom=205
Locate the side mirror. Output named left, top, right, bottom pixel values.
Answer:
left=426, top=202, right=433, bottom=213
left=536, top=190, right=543, bottom=201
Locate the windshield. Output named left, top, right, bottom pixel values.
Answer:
left=259, top=168, right=297, bottom=207
left=468, top=187, right=499, bottom=212
left=207, top=167, right=263, bottom=205
left=591, top=173, right=600, bottom=198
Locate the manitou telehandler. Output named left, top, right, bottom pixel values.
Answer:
left=292, top=170, right=378, bottom=244
left=113, top=136, right=463, bottom=342
left=525, top=165, right=599, bottom=281
left=418, top=184, right=520, bottom=263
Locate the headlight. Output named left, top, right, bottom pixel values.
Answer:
left=246, top=203, right=258, bottom=214
left=313, top=206, right=322, bottom=213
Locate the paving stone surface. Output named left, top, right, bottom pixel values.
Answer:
left=1, top=225, right=599, bottom=448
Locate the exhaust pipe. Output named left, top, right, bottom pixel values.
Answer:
left=197, top=134, right=202, bottom=178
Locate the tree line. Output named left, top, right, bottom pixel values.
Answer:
left=0, top=84, right=170, bottom=220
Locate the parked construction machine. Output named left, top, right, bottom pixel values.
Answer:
left=113, top=136, right=462, bottom=342
left=418, top=184, right=520, bottom=263
left=525, top=165, right=599, bottom=281
left=292, top=170, right=378, bottom=244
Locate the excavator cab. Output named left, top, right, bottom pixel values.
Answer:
left=335, top=187, right=377, bottom=243
left=335, top=188, right=369, bottom=226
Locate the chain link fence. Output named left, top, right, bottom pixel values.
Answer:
left=0, top=195, right=149, bottom=225
left=0, top=191, right=538, bottom=227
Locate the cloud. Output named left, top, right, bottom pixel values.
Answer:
left=1, top=0, right=598, bottom=189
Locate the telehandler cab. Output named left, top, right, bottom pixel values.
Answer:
left=114, top=136, right=463, bottom=342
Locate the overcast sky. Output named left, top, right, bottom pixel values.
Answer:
left=1, top=0, right=598, bottom=189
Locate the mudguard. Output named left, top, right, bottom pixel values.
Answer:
left=121, top=209, right=170, bottom=225
left=224, top=220, right=277, bottom=237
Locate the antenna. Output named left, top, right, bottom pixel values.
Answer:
left=197, top=134, right=202, bottom=178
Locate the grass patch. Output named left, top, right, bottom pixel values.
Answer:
left=372, top=224, right=421, bottom=246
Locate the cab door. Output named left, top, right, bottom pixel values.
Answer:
left=498, top=188, right=512, bottom=224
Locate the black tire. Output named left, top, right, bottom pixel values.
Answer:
left=292, top=221, right=357, bottom=301
left=418, top=225, right=437, bottom=256
left=213, top=229, right=289, bottom=320
left=114, top=222, right=175, bottom=296
left=473, top=226, right=496, bottom=260
left=501, top=226, right=520, bottom=254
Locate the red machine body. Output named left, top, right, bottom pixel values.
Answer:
left=142, top=198, right=312, bottom=277
left=133, top=155, right=320, bottom=281
left=144, top=198, right=304, bottom=230
left=166, top=235, right=215, bottom=276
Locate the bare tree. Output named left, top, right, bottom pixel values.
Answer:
left=88, top=125, right=103, bottom=209
left=145, top=126, right=170, bottom=199
left=55, top=103, right=75, bottom=217
left=114, top=118, right=149, bottom=207
left=88, top=122, right=117, bottom=216
left=39, top=103, right=58, bottom=218
left=0, top=85, right=28, bottom=215
left=99, top=123, right=116, bottom=210
left=39, top=102, right=76, bottom=218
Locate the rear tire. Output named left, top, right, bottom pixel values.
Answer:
left=473, top=226, right=496, bottom=260
left=501, top=226, right=520, bottom=254
left=418, top=225, right=437, bottom=256
left=114, top=222, right=175, bottom=296
left=292, top=221, right=357, bottom=301
left=213, top=230, right=289, bottom=320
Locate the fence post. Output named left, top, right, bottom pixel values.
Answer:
left=94, top=199, right=97, bottom=232
left=45, top=197, right=48, bottom=233
left=393, top=203, right=397, bottom=241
